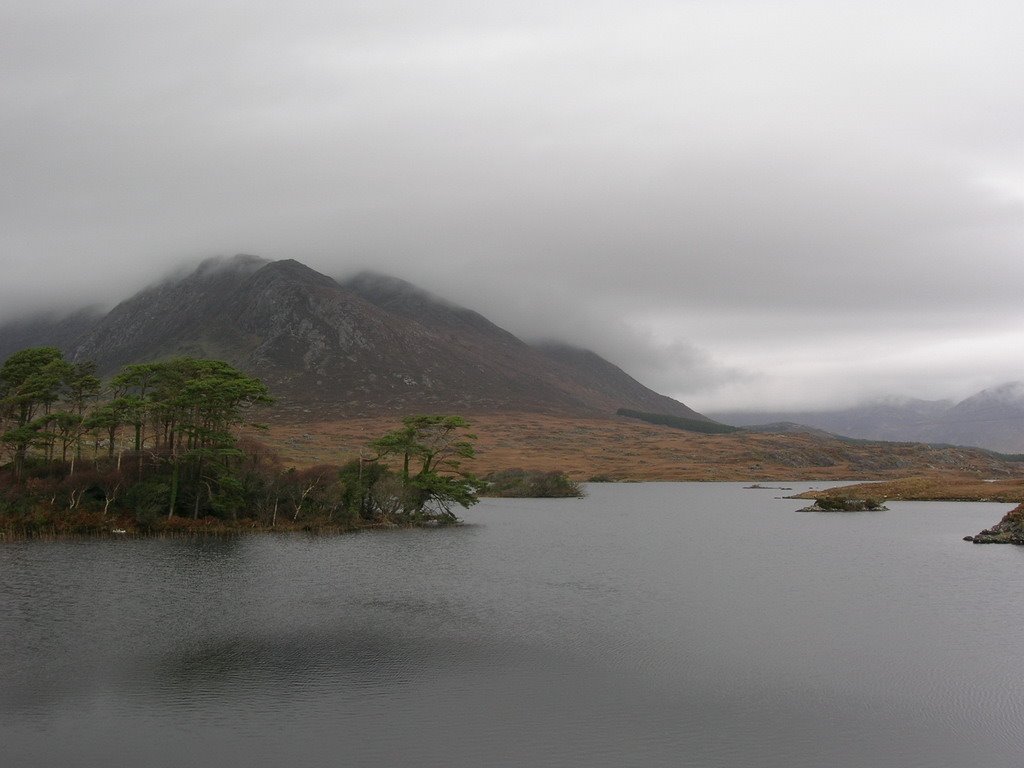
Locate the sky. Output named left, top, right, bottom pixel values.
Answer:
left=2, top=0, right=1022, bottom=412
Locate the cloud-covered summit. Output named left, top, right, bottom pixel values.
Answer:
left=2, top=1, right=1021, bottom=410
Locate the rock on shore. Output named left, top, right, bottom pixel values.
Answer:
left=965, top=503, right=1024, bottom=544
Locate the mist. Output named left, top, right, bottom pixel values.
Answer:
left=2, top=0, right=1021, bottom=411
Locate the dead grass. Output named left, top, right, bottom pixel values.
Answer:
left=252, top=413, right=1024, bottom=492
left=796, top=475, right=1024, bottom=503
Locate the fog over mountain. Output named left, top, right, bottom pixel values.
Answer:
left=0, top=256, right=711, bottom=422
left=2, top=1, right=1021, bottom=411
left=711, top=383, right=1024, bottom=453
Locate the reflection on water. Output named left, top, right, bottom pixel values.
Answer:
left=2, top=483, right=1023, bottom=767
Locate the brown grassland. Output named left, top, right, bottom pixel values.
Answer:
left=258, top=412, right=1024, bottom=501
left=794, top=475, right=1024, bottom=503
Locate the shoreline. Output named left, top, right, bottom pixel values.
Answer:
left=5, top=475, right=1019, bottom=543
left=791, top=475, right=1024, bottom=504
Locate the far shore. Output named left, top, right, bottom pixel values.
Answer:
left=259, top=414, right=1024, bottom=490
left=792, top=475, right=1024, bottom=503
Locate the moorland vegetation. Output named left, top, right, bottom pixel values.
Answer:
left=481, top=468, right=583, bottom=498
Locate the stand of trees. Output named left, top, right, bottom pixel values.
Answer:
left=0, top=347, right=485, bottom=536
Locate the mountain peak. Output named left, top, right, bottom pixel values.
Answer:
left=251, top=258, right=340, bottom=289
left=961, top=381, right=1024, bottom=405
left=3, top=255, right=708, bottom=422
left=194, top=253, right=269, bottom=276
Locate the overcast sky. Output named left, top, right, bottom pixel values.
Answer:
left=2, top=0, right=1021, bottom=411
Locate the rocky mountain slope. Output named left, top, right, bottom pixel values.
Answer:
left=1, top=255, right=713, bottom=422
left=0, top=306, right=106, bottom=364
left=940, top=383, right=1024, bottom=452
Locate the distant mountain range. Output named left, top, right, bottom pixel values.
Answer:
left=711, top=383, right=1024, bottom=454
left=0, top=255, right=711, bottom=423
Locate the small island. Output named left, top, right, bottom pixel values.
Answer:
left=797, top=496, right=888, bottom=512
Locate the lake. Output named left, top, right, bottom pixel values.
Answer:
left=2, top=482, right=1023, bottom=767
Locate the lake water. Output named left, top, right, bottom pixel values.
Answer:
left=2, top=482, right=1023, bottom=767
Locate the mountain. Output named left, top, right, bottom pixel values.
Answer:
left=711, top=398, right=953, bottom=441
left=711, top=386, right=1024, bottom=453
left=70, top=254, right=271, bottom=371
left=2, top=255, right=713, bottom=423
left=533, top=343, right=709, bottom=423
left=938, top=383, right=1024, bottom=452
left=340, top=271, right=710, bottom=421
left=0, top=306, right=106, bottom=364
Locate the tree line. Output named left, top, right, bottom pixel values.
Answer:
left=0, top=347, right=485, bottom=536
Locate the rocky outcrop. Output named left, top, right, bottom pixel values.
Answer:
left=797, top=497, right=888, bottom=512
left=964, top=503, right=1024, bottom=544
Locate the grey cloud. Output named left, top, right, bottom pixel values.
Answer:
left=1, top=0, right=1021, bottom=410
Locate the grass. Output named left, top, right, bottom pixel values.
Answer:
left=795, top=475, right=1024, bottom=503
left=254, top=412, right=1024, bottom=493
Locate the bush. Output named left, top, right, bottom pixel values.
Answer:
left=483, top=469, right=584, bottom=498
left=815, top=496, right=849, bottom=510
left=123, top=481, right=169, bottom=530
left=815, top=496, right=885, bottom=511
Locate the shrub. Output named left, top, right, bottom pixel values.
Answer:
left=815, top=496, right=884, bottom=511
left=815, top=496, right=848, bottom=510
left=483, top=469, right=584, bottom=498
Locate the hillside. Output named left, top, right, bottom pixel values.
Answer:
left=940, top=383, right=1024, bottom=452
left=0, top=306, right=105, bottom=364
left=259, top=412, right=1024, bottom=484
left=2, top=255, right=714, bottom=422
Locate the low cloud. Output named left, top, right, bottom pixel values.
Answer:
left=2, top=1, right=1021, bottom=410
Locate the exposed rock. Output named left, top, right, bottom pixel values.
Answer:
left=965, top=503, right=1024, bottom=544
